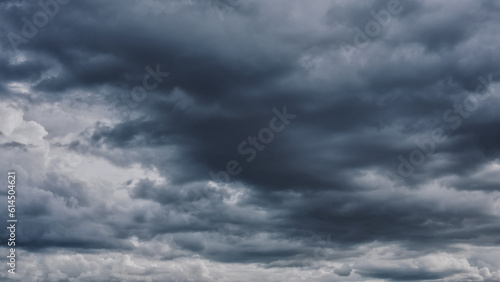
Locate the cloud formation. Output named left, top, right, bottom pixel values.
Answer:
left=1, top=0, right=500, bottom=281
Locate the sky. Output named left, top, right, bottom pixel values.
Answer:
left=1, top=0, right=500, bottom=281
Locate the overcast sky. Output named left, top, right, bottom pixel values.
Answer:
left=1, top=0, right=500, bottom=281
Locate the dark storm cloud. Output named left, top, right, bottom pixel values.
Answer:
left=11, top=174, right=133, bottom=252
left=356, top=268, right=452, bottom=281
left=0, top=141, right=29, bottom=151
left=2, top=0, right=500, bottom=280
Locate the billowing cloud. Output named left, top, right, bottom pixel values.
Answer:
left=1, top=0, right=500, bottom=281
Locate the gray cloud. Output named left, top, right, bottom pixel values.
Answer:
left=1, top=0, right=500, bottom=281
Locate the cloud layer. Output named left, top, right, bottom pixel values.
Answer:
left=1, top=0, right=500, bottom=281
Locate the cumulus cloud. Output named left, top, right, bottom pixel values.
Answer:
left=1, top=0, right=500, bottom=281
left=334, top=264, right=352, bottom=277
